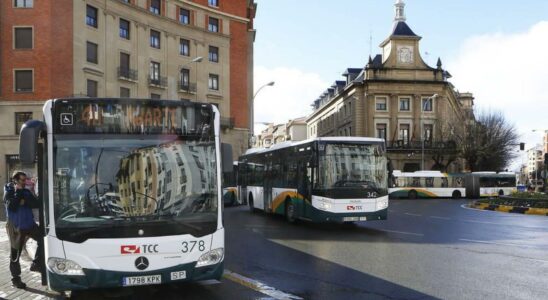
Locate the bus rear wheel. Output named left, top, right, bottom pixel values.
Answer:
left=285, top=200, right=296, bottom=223
left=452, top=190, right=462, bottom=199
left=498, top=190, right=504, bottom=196
left=408, top=190, right=418, bottom=200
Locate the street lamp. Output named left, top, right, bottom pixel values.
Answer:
left=421, top=94, right=438, bottom=170
left=250, top=81, right=275, bottom=145
left=181, top=56, right=203, bottom=101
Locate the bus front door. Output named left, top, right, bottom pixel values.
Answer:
left=264, top=162, right=273, bottom=213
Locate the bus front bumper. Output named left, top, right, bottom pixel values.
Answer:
left=47, top=261, right=224, bottom=292
left=309, top=207, right=388, bottom=223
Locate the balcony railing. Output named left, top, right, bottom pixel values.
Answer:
left=221, top=117, right=235, bottom=129
left=178, top=82, right=197, bottom=93
left=387, top=140, right=457, bottom=151
left=148, top=75, right=167, bottom=88
left=118, top=67, right=138, bottom=81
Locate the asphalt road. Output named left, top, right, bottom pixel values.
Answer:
left=224, top=199, right=548, bottom=300
left=2, top=199, right=547, bottom=299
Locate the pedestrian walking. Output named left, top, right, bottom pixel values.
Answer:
left=3, top=171, right=44, bottom=289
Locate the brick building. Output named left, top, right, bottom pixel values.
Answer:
left=307, top=0, right=474, bottom=172
left=0, top=0, right=256, bottom=187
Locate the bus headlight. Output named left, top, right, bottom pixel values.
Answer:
left=47, top=257, right=85, bottom=276
left=196, top=248, right=224, bottom=268
left=318, top=202, right=332, bottom=210
left=376, top=198, right=389, bottom=210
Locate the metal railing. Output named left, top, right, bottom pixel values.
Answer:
left=118, top=67, right=138, bottom=81
left=387, top=140, right=457, bottom=150
left=148, top=75, right=167, bottom=88
left=178, top=82, right=197, bottom=93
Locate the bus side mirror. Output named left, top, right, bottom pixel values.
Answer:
left=19, top=120, right=46, bottom=164
left=221, top=143, right=233, bottom=173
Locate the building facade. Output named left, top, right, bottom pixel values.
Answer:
left=526, top=145, right=543, bottom=184
left=307, top=0, right=474, bottom=172
left=0, top=0, right=256, bottom=188
left=253, top=117, right=307, bottom=149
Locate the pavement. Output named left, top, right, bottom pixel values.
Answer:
left=0, top=199, right=547, bottom=299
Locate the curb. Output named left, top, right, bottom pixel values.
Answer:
left=470, top=202, right=548, bottom=216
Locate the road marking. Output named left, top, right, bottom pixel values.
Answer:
left=223, top=269, right=303, bottom=300
left=430, top=216, right=451, bottom=220
left=404, top=213, right=422, bottom=217
left=459, top=239, right=540, bottom=249
left=379, top=229, right=424, bottom=237
left=462, top=219, right=501, bottom=225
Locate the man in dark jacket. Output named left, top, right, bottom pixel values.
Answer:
left=4, top=171, right=44, bottom=289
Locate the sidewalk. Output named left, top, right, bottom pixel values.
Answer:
left=0, top=221, right=62, bottom=300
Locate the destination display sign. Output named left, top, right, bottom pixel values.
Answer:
left=52, top=99, right=214, bottom=136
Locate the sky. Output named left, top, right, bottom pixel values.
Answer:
left=251, top=0, right=548, bottom=170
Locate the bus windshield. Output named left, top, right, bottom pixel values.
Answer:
left=318, top=143, right=387, bottom=190
left=53, top=135, right=217, bottom=241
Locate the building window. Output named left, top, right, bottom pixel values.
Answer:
left=150, top=30, right=160, bottom=49
left=87, top=79, right=98, bottom=97
left=149, top=0, right=161, bottom=15
left=120, top=87, right=130, bottom=98
left=399, top=124, right=410, bottom=145
left=208, top=17, right=219, bottom=32
left=179, top=8, right=190, bottom=24
left=150, top=61, right=160, bottom=80
left=422, top=98, right=433, bottom=112
left=119, top=19, right=130, bottom=39
left=399, top=97, right=410, bottom=111
left=151, top=93, right=161, bottom=99
left=424, top=124, right=433, bottom=142
left=208, top=0, right=218, bottom=7
left=14, top=27, right=32, bottom=49
left=86, top=5, right=98, bottom=28
left=15, top=112, right=32, bottom=135
left=14, top=70, right=33, bottom=92
left=377, top=123, right=387, bottom=141
left=119, top=52, right=131, bottom=78
left=180, top=68, right=190, bottom=87
left=209, top=46, right=219, bottom=62
left=14, top=0, right=33, bottom=8
left=376, top=97, right=387, bottom=111
left=208, top=74, right=219, bottom=90
left=86, top=41, right=98, bottom=64
left=179, top=39, right=190, bottom=56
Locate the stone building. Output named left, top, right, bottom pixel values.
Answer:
left=253, top=117, right=308, bottom=149
left=307, top=0, right=474, bottom=172
left=0, top=0, right=256, bottom=187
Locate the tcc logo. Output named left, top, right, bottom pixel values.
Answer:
left=347, top=205, right=363, bottom=211
left=121, top=245, right=140, bottom=254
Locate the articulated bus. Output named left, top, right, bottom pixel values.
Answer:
left=238, top=137, right=389, bottom=223
left=389, top=171, right=466, bottom=199
left=466, top=172, right=517, bottom=198
left=19, top=98, right=233, bottom=293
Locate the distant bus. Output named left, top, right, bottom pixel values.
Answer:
left=222, top=162, right=239, bottom=206
left=389, top=171, right=466, bottom=199
left=238, top=137, right=389, bottom=223
left=466, top=172, right=517, bottom=198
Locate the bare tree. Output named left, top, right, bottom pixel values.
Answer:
left=430, top=118, right=459, bottom=172
left=455, top=110, right=518, bottom=172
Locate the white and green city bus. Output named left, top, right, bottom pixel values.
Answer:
left=19, top=98, right=233, bottom=292
left=389, top=171, right=466, bottom=199
left=466, top=172, right=517, bottom=198
left=238, top=137, right=389, bottom=223
left=222, top=162, right=240, bottom=206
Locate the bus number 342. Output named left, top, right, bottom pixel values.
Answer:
left=181, top=240, right=206, bottom=253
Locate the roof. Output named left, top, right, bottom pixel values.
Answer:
left=342, top=68, right=363, bottom=76
left=392, top=21, right=418, bottom=37
left=244, top=137, right=385, bottom=156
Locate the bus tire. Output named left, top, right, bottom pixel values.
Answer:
left=285, top=199, right=296, bottom=223
left=248, top=194, right=255, bottom=213
left=408, top=190, right=418, bottom=200
left=230, top=192, right=237, bottom=206
left=452, top=190, right=462, bottom=199
left=498, top=190, right=504, bottom=196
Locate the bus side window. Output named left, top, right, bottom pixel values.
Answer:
left=441, top=177, right=448, bottom=188
left=425, top=177, right=434, bottom=188
left=412, top=177, right=420, bottom=187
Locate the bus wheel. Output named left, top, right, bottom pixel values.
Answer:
left=285, top=200, right=296, bottom=223
left=452, top=190, right=462, bottom=199
left=498, top=190, right=504, bottom=196
left=408, top=190, right=418, bottom=200
left=248, top=194, right=255, bottom=213
left=230, top=192, right=237, bottom=206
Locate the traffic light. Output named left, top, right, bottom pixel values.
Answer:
left=520, top=143, right=525, bottom=151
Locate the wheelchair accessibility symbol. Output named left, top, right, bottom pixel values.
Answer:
left=60, top=113, right=73, bottom=126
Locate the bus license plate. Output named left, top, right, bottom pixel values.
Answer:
left=122, top=275, right=161, bottom=286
